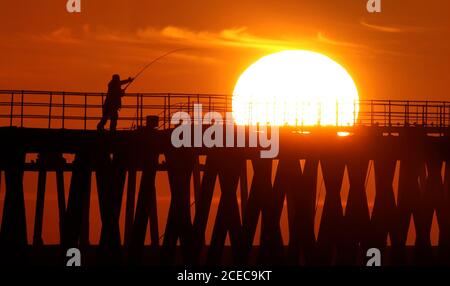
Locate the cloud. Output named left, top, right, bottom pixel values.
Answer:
left=138, top=26, right=296, bottom=51
left=35, top=25, right=298, bottom=63
left=32, top=26, right=218, bottom=65
left=34, top=25, right=418, bottom=64
left=317, top=32, right=367, bottom=49
left=39, top=27, right=81, bottom=44
left=316, top=32, right=414, bottom=58
left=38, top=25, right=363, bottom=55
left=169, top=52, right=219, bottom=65
left=360, top=21, right=427, bottom=33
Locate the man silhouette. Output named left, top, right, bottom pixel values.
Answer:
left=97, top=74, right=134, bottom=131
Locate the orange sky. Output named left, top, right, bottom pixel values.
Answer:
left=0, top=1, right=447, bottom=245
left=1, top=0, right=449, bottom=100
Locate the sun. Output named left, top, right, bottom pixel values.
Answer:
left=232, top=50, right=359, bottom=126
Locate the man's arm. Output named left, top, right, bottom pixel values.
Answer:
left=120, top=77, right=134, bottom=85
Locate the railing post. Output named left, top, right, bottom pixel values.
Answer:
left=388, top=100, right=391, bottom=127
left=371, top=100, right=374, bottom=126
left=101, top=92, right=105, bottom=127
left=10, top=92, right=14, bottom=127
left=48, top=92, right=53, bottom=129
left=425, top=101, right=428, bottom=126
left=84, top=93, right=87, bottom=130
left=62, top=91, right=65, bottom=129
left=443, top=102, right=446, bottom=128
left=140, top=93, right=144, bottom=128
left=164, top=96, right=167, bottom=129
left=225, top=95, right=228, bottom=114
left=168, top=93, right=171, bottom=128
left=136, top=93, right=139, bottom=129
left=197, top=94, right=200, bottom=123
left=20, top=90, right=24, bottom=127
left=384, top=105, right=387, bottom=126
left=353, top=99, right=356, bottom=126
left=188, top=95, right=191, bottom=116
left=405, top=100, right=409, bottom=126
left=421, top=103, right=424, bottom=126
left=208, top=96, right=211, bottom=113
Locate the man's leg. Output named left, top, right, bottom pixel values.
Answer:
left=97, top=108, right=109, bottom=131
left=110, top=110, right=118, bottom=131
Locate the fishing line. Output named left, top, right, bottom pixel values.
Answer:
left=125, top=48, right=191, bottom=129
left=124, top=48, right=190, bottom=91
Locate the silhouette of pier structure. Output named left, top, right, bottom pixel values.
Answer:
left=0, top=90, right=449, bottom=266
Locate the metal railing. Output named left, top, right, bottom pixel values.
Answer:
left=0, top=90, right=230, bottom=130
left=0, top=90, right=449, bottom=130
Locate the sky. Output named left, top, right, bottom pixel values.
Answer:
left=0, top=0, right=449, bottom=101
left=0, top=0, right=446, bottom=245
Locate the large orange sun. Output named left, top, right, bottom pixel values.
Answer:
left=232, top=50, right=359, bottom=126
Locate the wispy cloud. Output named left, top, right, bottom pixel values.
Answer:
left=316, top=31, right=415, bottom=58
left=38, top=27, right=81, bottom=44
left=138, top=26, right=296, bottom=51
left=316, top=32, right=367, bottom=49
left=34, top=25, right=419, bottom=64
left=360, top=21, right=427, bottom=33
left=34, top=25, right=301, bottom=64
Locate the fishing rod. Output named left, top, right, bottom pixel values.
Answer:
left=123, top=48, right=189, bottom=91
left=125, top=48, right=190, bottom=129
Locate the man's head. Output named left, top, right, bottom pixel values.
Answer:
left=112, top=74, right=120, bottom=82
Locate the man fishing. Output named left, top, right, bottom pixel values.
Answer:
left=97, top=74, right=134, bottom=131
left=97, top=49, right=188, bottom=131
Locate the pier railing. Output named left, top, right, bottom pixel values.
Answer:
left=0, top=90, right=449, bottom=130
